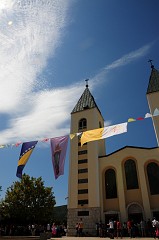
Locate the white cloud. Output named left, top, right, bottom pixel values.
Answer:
left=104, top=43, right=152, bottom=71
left=0, top=1, right=14, bottom=12
left=0, top=0, right=154, bottom=144
left=0, top=0, right=70, bottom=112
left=0, top=83, right=84, bottom=144
left=0, top=41, right=153, bottom=144
left=91, top=42, right=153, bottom=85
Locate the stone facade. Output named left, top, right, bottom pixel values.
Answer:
left=67, top=207, right=101, bottom=236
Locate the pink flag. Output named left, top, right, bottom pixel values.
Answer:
left=50, top=135, right=69, bottom=179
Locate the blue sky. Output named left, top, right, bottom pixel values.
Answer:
left=0, top=0, right=159, bottom=206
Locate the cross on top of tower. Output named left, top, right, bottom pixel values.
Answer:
left=85, top=79, right=89, bottom=87
left=148, top=59, right=154, bottom=69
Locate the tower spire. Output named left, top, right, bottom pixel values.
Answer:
left=85, top=79, right=89, bottom=87
left=148, top=59, right=154, bottom=69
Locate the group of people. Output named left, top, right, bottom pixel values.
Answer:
left=96, top=217, right=159, bottom=239
left=75, top=218, right=84, bottom=237
left=51, top=222, right=67, bottom=237
left=106, top=219, right=122, bottom=239
left=126, top=218, right=159, bottom=239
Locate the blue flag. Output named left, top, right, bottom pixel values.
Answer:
left=16, top=141, right=38, bottom=178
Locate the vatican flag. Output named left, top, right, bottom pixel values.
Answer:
left=81, top=122, right=128, bottom=146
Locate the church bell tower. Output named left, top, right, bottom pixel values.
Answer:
left=146, top=61, right=159, bottom=146
left=67, top=81, right=106, bottom=236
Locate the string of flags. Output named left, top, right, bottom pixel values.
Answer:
left=70, top=108, right=159, bottom=142
left=0, top=108, right=159, bottom=180
left=0, top=108, right=158, bottom=149
left=80, top=122, right=128, bottom=146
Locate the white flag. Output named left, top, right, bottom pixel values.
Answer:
left=103, top=122, right=128, bottom=138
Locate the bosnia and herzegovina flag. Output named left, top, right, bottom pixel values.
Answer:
left=81, top=122, right=128, bottom=146
left=16, top=141, right=38, bottom=179
left=50, top=135, right=69, bottom=180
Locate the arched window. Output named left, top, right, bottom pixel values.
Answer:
left=79, top=118, right=87, bottom=130
left=147, top=162, right=159, bottom=195
left=124, top=159, right=139, bottom=190
left=105, top=169, right=117, bottom=199
left=99, top=121, right=102, bottom=128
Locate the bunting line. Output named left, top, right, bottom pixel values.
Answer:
left=0, top=108, right=158, bottom=149
left=0, top=107, right=157, bottom=179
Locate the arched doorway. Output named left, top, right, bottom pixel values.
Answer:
left=128, top=203, right=143, bottom=223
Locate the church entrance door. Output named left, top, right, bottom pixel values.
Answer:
left=128, top=203, right=143, bottom=224
left=128, top=213, right=143, bottom=224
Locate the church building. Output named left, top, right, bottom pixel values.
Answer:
left=67, top=64, right=159, bottom=236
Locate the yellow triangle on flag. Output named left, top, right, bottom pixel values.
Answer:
left=70, top=133, right=75, bottom=140
left=128, top=118, right=136, bottom=122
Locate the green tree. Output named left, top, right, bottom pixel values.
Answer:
left=0, top=174, right=56, bottom=224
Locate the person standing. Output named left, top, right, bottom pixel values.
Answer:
left=122, top=222, right=127, bottom=237
left=127, top=219, right=132, bottom=238
left=75, top=223, right=79, bottom=237
left=108, top=219, right=114, bottom=239
left=47, top=223, right=50, bottom=232
left=78, top=218, right=84, bottom=237
left=96, top=222, right=99, bottom=237
left=146, top=218, right=153, bottom=237
left=51, top=223, right=57, bottom=237
left=116, top=220, right=122, bottom=239
left=98, top=221, right=103, bottom=237
left=152, top=217, right=157, bottom=238
left=155, top=227, right=159, bottom=239
left=140, top=219, right=146, bottom=237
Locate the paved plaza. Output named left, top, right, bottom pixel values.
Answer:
left=0, top=236, right=156, bottom=240
left=50, top=237, right=155, bottom=240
